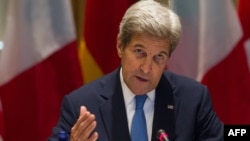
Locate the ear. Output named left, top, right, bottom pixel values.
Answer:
left=116, top=38, right=123, bottom=58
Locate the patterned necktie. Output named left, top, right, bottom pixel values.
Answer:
left=131, top=95, right=148, bottom=141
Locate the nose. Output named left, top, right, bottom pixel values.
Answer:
left=140, top=58, right=152, bottom=74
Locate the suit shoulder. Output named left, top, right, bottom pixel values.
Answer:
left=163, top=71, right=212, bottom=107
left=164, top=71, right=202, bottom=84
left=163, top=71, right=208, bottom=93
left=66, top=69, right=118, bottom=101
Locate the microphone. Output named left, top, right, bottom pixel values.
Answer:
left=157, top=129, right=169, bottom=141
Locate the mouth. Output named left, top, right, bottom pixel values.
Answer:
left=135, top=76, right=149, bottom=82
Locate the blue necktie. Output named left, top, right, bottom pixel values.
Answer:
left=131, top=95, right=148, bottom=141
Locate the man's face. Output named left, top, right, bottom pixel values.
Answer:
left=117, top=33, right=171, bottom=95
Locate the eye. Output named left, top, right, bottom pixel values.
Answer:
left=154, top=53, right=167, bottom=64
left=155, top=54, right=164, bottom=60
left=134, top=48, right=142, bottom=53
left=134, top=48, right=146, bottom=57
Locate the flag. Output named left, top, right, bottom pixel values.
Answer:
left=0, top=1, right=7, bottom=140
left=0, top=0, right=82, bottom=140
left=79, top=0, right=137, bottom=84
left=168, top=0, right=250, bottom=124
left=0, top=99, right=4, bottom=141
left=238, top=0, right=250, bottom=72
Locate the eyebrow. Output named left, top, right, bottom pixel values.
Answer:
left=134, top=44, right=144, bottom=48
left=134, top=45, right=169, bottom=57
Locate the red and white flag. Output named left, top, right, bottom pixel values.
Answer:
left=0, top=99, right=3, bottom=141
left=0, top=0, right=82, bottom=140
left=168, top=0, right=250, bottom=124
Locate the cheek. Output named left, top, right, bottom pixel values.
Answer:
left=152, top=66, right=166, bottom=80
left=121, top=53, right=140, bottom=68
left=122, top=59, right=139, bottom=72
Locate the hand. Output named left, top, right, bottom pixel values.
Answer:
left=70, top=106, right=98, bottom=141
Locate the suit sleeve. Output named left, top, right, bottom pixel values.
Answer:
left=196, top=86, right=224, bottom=141
left=47, top=95, right=79, bottom=141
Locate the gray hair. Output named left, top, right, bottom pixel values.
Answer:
left=118, top=0, right=181, bottom=56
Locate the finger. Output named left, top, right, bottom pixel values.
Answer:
left=73, top=106, right=87, bottom=128
left=88, top=132, right=99, bottom=141
left=78, top=115, right=96, bottom=138
left=72, top=106, right=90, bottom=131
left=72, top=106, right=97, bottom=139
left=71, top=106, right=92, bottom=139
left=71, top=119, right=97, bottom=141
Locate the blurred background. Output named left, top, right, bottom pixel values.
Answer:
left=0, top=0, right=249, bottom=140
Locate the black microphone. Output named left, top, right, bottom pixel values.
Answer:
left=157, top=129, right=169, bottom=141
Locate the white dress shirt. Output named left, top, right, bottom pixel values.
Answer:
left=120, top=69, right=155, bottom=141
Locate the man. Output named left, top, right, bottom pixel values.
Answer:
left=48, top=0, right=223, bottom=141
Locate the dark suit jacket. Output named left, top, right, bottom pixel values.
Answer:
left=48, top=68, right=224, bottom=141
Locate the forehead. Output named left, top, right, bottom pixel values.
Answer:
left=129, top=33, right=170, bottom=51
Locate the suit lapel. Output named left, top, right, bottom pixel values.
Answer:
left=110, top=82, right=131, bottom=141
left=152, top=75, right=175, bottom=141
left=99, top=69, right=130, bottom=141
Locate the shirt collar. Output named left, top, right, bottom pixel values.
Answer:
left=119, top=68, right=155, bottom=106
